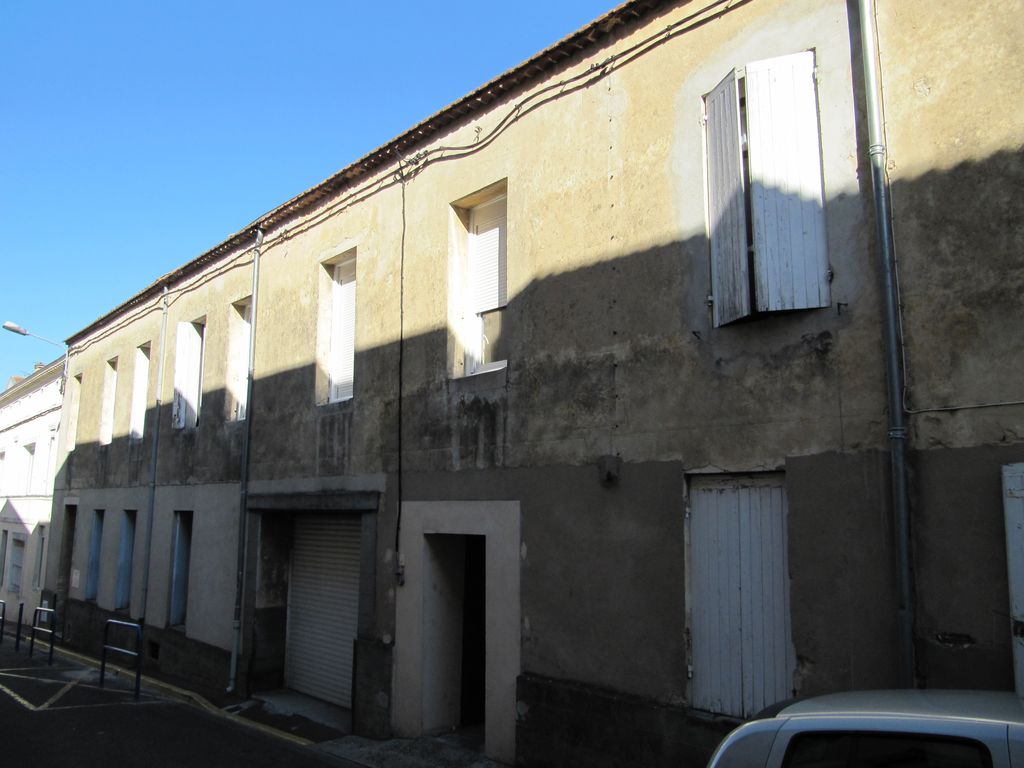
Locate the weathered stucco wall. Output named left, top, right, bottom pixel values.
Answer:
left=875, top=0, right=1024, bottom=449
left=42, top=0, right=1023, bottom=762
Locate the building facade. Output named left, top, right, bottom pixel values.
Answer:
left=1, top=360, right=62, bottom=625
left=45, top=0, right=1024, bottom=765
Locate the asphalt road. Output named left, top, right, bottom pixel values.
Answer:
left=0, top=642, right=357, bottom=767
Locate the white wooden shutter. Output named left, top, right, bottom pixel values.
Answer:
left=172, top=323, right=193, bottom=428
left=468, top=197, right=507, bottom=315
left=1003, top=464, right=1024, bottom=696
left=330, top=260, right=356, bottom=401
left=745, top=51, right=830, bottom=313
left=286, top=515, right=361, bottom=706
left=129, top=346, right=149, bottom=439
left=704, top=69, right=750, bottom=327
left=234, top=302, right=252, bottom=420
left=690, top=476, right=795, bottom=717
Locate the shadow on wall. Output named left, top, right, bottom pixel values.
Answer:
left=46, top=145, right=1024, bottom=698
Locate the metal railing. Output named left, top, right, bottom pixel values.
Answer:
left=28, top=607, right=56, bottom=664
left=99, top=619, right=143, bottom=700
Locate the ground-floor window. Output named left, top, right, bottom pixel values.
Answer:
left=169, top=511, right=193, bottom=626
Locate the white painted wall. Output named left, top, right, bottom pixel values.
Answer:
left=0, top=363, right=63, bottom=621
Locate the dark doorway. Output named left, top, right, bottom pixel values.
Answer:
left=460, top=535, right=485, bottom=727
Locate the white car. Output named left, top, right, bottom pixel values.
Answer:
left=708, top=690, right=1024, bottom=768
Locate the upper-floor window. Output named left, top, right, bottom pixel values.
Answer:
left=129, top=343, right=150, bottom=440
left=328, top=256, right=356, bottom=402
left=227, top=298, right=252, bottom=419
left=703, top=50, right=830, bottom=327
left=172, top=318, right=206, bottom=429
left=99, top=356, right=118, bottom=446
left=451, top=184, right=508, bottom=377
left=66, top=374, right=82, bottom=451
left=23, top=443, right=36, bottom=495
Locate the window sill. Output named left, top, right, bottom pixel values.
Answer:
left=319, top=395, right=354, bottom=410
left=450, top=363, right=508, bottom=395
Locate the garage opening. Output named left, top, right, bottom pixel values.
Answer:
left=285, top=514, right=361, bottom=707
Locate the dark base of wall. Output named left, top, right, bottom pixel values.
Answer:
left=353, top=637, right=393, bottom=739
left=516, top=673, right=732, bottom=768
left=64, top=600, right=231, bottom=695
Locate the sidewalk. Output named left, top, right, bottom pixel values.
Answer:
left=0, top=630, right=501, bottom=768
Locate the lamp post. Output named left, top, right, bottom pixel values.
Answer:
left=3, top=321, right=69, bottom=392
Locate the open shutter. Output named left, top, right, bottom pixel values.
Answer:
left=746, top=51, right=829, bottom=313
left=468, top=197, right=507, bottom=315
left=704, top=69, right=750, bottom=327
left=330, top=261, right=356, bottom=401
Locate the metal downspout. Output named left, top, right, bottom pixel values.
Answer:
left=227, top=228, right=263, bottom=693
left=858, top=0, right=915, bottom=687
left=139, top=286, right=170, bottom=625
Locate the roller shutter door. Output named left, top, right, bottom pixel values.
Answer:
left=285, top=514, right=361, bottom=707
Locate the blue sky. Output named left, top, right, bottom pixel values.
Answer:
left=0, top=1, right=612, bottom=382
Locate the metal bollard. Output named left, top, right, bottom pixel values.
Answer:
left=14, top=603, right=24, bottom=652
left=0, top=600, right=5, bottom=645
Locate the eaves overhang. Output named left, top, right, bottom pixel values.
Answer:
left=67, top=0, right=673, bottom=346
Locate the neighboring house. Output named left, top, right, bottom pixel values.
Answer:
left=43, top=0, right=1023, bottom=766
left=0, top=360, right=62, bottom=625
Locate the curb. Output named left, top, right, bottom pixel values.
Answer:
left=42, top=643, right=314, bottom=748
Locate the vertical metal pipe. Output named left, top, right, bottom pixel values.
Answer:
left=15, top=603, right=23, bottom=652
left=858, top=0, right=915, bottom=687
left=227, top=228, right=263, bottom=693
left=139, top=287, right=170, bottom=625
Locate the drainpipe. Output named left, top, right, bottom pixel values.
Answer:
left=139, top=286, right=170, bottom=625
left=227, top=227, right=263, bottom=694
left=858, top=0, right=915, bottom=687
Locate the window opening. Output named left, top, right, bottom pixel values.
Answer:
left=8, top=538, right=25, bottom=594
left=115, top=511, right=136, bottom=610
left=169, top=511, right=193, bottom=625
left=129, top=344, right=150, bottom=440
left=85, top=510, right=104, bottom=601
left=99, top=357, right=118, bottom=445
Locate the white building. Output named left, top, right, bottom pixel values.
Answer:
left=0, top=359, right=63, bottom=624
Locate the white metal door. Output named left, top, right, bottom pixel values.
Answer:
left=689, top=475, right=795, bottom=717
left=286, top=514, right=361, bottom=707
left=1003, top=464, right=1024, bottom=697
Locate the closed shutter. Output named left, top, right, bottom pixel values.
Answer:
left=234, top=302, right=252, bottom=420
left=1003, top=464, right=1024, bottom=695
left=745, top=51, right=829, bottom=313
left=468, top=197, right=507, bottom=315
left=690, top=476, right=794, bottom=717
left=286, top=515, right=361, bottom=707
left=330, top=261, right=356, bottom=402
left=704, top=70, right=750, bottom=327
left=172, top=322, right=202, bottom=428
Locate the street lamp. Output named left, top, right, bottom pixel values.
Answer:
left=3, top=321, right=69, bottom=391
